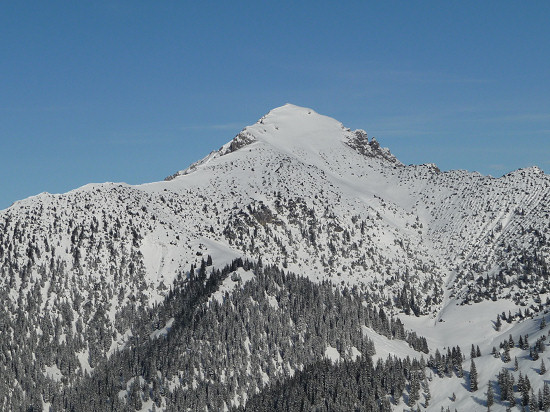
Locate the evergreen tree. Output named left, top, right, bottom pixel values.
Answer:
left=541, top=358, right=547, bottom=375
left=529, top=388, right=537, bottom=411
left=409, top=373, right=420, bottom=407
left=502, top=341, right=511, bottom=363
left=495, top=314, right=502, bottom=331
left=487, top=381, right=494, bottom=410
left=424, top=383, right=431, bottom=407
left=456, top=361, right=464, bottom=378
left=521, top=374, right=531, bottom=406
left=470, top=359, right=478, bottom=392
left=543, top=382, right=550, bottom=411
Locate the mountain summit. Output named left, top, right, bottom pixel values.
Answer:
left=166, top=103, right=400, bottom=180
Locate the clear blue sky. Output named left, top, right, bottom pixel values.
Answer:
left=1, top=1, right=550, bottom=209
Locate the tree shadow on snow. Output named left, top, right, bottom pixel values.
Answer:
left=532, top=366, right=543, bottom=375
left=470, top=395, right=486, bottom=407
left=460, top=370, right=470, bottom=392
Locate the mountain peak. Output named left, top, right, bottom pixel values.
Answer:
left=263, top=103, right=318, bottom=117
left=166, top=104, right=400, bottom=180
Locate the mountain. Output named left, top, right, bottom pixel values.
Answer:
left=0, top=104, right=549, bottom=411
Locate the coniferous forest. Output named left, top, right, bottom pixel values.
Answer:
left=49, top=259, right=427, bottom=411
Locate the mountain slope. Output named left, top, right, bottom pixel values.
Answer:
left=0, top=104, right=549, bottom=411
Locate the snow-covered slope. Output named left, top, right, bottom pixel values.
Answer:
left=0, top=104, right=549, bottom=410
left=1, top=103, right=548, bottom=343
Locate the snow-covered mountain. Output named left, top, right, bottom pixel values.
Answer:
left=1, top=104, right=549, bottom=411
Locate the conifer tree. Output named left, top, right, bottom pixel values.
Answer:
left=543, top=382, right=550, bottom=411
left=521, top=374, right=531, bottom=406
left=495, top=314, right=502, bottom=331
left=541, top=358, right=547, bottom=375
left=424, top=384, right=431, bottom=407
left=503, top=342, right=511, bottom=363
left=470, top=359, right=478, bottom=392
left=409, top=373, right=420, bottom=407
left=456, top=361, right=464, bottom=378
left=507, top=374, right=516, bottom=404
left=529, top=388, right=537, bottom=411
left=487, top=381, right=494, bottom=410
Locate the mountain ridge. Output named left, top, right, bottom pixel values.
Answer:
left=0, top=104, right=549, bottom=411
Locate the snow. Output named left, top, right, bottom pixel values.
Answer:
left=431, top=317, right=550, bottom=411
left=361, top=325, right=425, bottom=361
left=44, top=364, right=62, bottom=382
left=266, top=292, right=279, bottom=310
left=2, top=103, right=550, bottom=410
left=402, top=298, right=514, bottom=352
left=210, top=268, right=255, bottom=304
left=401, top=303, right=550, bottom=411
left=76, top=349, right=93, bottom=374
left=324, top=345, right=342, bottom=363
left=137, top=399, right=155, bottom=412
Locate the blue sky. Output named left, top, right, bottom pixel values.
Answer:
left=1, top=2, right=549, bottom=209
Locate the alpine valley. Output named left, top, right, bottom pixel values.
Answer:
left=1, top=104, right=550, bottom=411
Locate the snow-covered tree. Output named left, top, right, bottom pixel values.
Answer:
left=487, top=381, right=494, bottom=410
left=470, top=360, right=478, bottom=392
